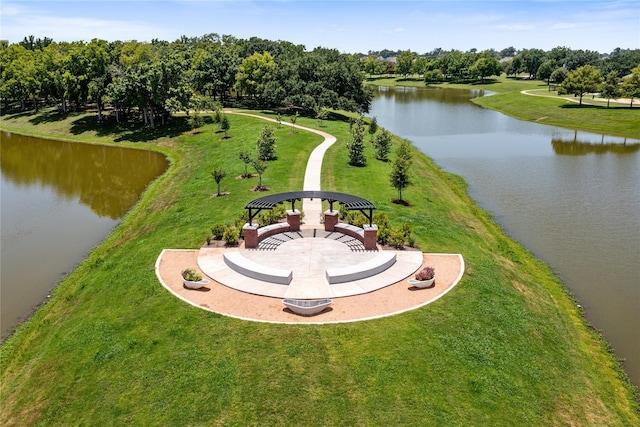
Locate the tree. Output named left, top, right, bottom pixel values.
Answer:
left=289, top=111, right=298, bottom=133
left=238, top=151, right=252, bottom=177
left=519, top=48, right=547, bottom=79
left=252, top=159, right=268, bottom=189
left=211, top=167, right=227, bottom=196
left=220, top=114, right=230, bottom=137
left=235, top=51, right=276, bottom=98
left=368, top=116, right=378, bottom=142
left=469, top=56, right=501, bottom=81
left=396, top=51, right=416, bottom=78
left=600, top=71, right=622, bottom=108
left=621, top=65, right=640, bottom=108
left=390, top=139, right=413, bottom=203
left=374, top=129, right=392, bottom=161
left=315, top=106, right=329, bottom=127
left=411, top=57, right=428, bottom=76
left=256, top=125, right=276, bottom=160
left=537, top=59, right=556, bottom=85
left=347, top=116, right=367, bottom=166
left=550, top=67, right=568, bottom=85
left=559, top=65, right=603, bottom=105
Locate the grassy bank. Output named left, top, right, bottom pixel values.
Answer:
left=366, top=76, right=640, bottom=138
left=1, top=108, right=638, bottom=426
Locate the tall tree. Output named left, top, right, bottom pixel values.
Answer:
left=235, top=51, right=276, bottom=98
left=559, top=65, right=603, bottom=105
left=537, top=59, right=556, bottom=85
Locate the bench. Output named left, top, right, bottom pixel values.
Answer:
left=223, top=252, right=292, bottom=285
left=283, top=299, right=333, bottom=316
left=334, top=223, right=365, bottom=242
left=257, top=222, right=290, bottom=242
left=326, top=252, right=396, bottom=284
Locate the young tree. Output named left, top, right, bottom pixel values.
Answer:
left=220, top=114, right=230, bottom=137
left=374, top=129, right=392, bottom=161
left=238, top=151, right=252, bottom=178
left=347, top=116, right=367, bottom=166
left=368, top=116, right=378, bottom=142
left=252, top=159, right=268, bottom=189
left=390, top=139, right=413, bottom=203
left=559, top=65, right=603, bottom=105
left=600, top=71, right=622, bottom=108
left=315, top=106, right=329, bottom=127
left=211, top=167, right=227, bottom=196
left=256, top=125, right=276, bottom=160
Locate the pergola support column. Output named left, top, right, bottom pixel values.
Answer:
left=363, top=224, right=378, bottom=250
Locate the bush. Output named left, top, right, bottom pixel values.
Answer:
left=211, top=223, right=226, bottom=240
left=181, top=268, right=202, bottom=282
left=388, top=228, right=406, bottom=249
left=223, top=226, right=240, bottom=246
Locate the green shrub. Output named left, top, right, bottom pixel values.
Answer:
left=388, top=228, right=406, bottom=249
left=223, top=226, right=239, bottom=246
left=181, top=268, right=202, bottom=282
left=211, top=223, right=226, bottom=240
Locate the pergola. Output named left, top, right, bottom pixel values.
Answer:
left=245, top=191, right=377, bottom=225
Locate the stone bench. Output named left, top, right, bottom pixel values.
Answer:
left=334, top=223, right=365, bottom=241
left=223, top=251, right=292, bottom=285
left=257, top=222, right=291, bottom=242
left=326, top=252, right=397, bottom=284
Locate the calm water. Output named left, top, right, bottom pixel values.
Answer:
left=369, top=86, right=640, bottom=385
left=0, top=132, right=168, bottom=338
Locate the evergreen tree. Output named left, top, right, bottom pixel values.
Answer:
left=368, top=116, right=378, bottom=141
left=220, top=114, right=230, bottom=137
left=374, top=129, right=392, bottom=161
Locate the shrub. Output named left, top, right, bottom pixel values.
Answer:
left=223, top=226, right=240, bottom=246
left=211, top=223, right=226, bottom=240
left=388, top=229, right=406, bottom=249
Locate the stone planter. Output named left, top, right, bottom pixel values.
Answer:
left=182, top=277, right=210, bottom=289
left=408, top=277, right=435, bottom=288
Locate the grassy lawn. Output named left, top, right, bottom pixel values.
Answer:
left=1, top=108, right=638, bottom=426
left=366, top=75, right=640, bottom=138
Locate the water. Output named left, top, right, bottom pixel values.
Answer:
left=0, top=132, right=168, bottom=338
left=369, top=86, right=640, bottom=385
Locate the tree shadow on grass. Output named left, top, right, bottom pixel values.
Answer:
left=69, top=115, right=191, bottom=142
left=28, top=109, right=77, bottom=125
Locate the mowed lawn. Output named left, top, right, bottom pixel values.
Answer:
left=0, top=108, right=638, bottom=426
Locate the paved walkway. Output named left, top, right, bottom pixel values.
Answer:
left=225, top=111, right=336, bottom=225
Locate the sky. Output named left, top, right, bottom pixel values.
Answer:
left=1, top=0, right=638, bottom=54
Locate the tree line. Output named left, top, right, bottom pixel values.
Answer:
left=362, top=46, right=640, bottom=86
left=0, top=34, right=373, bottom=129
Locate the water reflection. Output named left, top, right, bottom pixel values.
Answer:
left=1, top=132, right=168, bottom=219
left=551, top=131, right=640, bottom=155
left=376, top=85, right=486, bottom=105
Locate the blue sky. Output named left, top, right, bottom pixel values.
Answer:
left=1, top=1, right=638, bottom=54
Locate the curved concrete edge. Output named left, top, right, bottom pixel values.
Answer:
left=223, top=251, right=292, bottom=285
left=156, top=249, right=465, bottom=325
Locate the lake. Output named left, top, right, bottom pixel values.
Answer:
left=369, top=86, right=640, bottom=386
left=0, top=132, right=168, bottom=339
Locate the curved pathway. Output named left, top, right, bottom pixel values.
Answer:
left=225, top=111, right=336, bottom=225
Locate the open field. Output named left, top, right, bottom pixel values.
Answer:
left=1, top=108, right=638, bottom=426
left=366, top=76, right=640, bottom=138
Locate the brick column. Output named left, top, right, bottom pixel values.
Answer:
left=287, top=209, right=301, bottom=232
left=363, top=224, right=378, bottom=250
left=324, top=210, right=339, bottom=232
left=243, top=223, right=259, bottom=248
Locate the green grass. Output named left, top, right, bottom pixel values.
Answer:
left=366, top=75, right=640, bottom=138
left=1, top=108, right=638, bottom=426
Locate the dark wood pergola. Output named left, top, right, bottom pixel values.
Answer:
left=245, top=191, right=377, bottom=226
